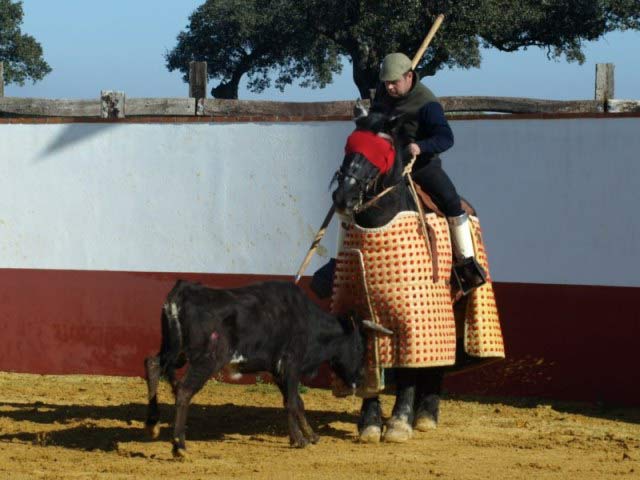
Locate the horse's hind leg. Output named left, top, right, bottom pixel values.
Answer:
left=384, top=368, right=416, bottom=443
left=144, top=355, right=162, bottom=439
left=414, top=368, right=444, bottom=431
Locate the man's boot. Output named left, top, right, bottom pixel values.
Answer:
left=358, top=397, right=383, bottom=443
left=448, top=212, right=486, bottom=295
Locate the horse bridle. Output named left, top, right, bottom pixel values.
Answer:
left=332, top=153, right=383, bottom=211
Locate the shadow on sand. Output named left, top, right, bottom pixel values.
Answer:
left=0, top=400, right=359, bottom=452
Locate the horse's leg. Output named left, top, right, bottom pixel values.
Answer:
left=383, top=368, right=416, bottom=443
left=358, top=396, right=383, bottom=443
left=414, top=367, right=444, bottom=431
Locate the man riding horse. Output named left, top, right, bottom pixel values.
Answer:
left=313, top=52, right=505, bottom=444
left=313, top=53, right=485, bottom=298
left=370, top=52, right=485, bottom=293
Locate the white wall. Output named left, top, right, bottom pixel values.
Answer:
left=446, top=117, right=640, bottom=288
left=0, top=117, right=638, bottom=287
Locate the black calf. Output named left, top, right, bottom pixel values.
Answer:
left=144, top=280, right=388, bottom=456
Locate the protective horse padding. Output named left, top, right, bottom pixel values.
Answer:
left=330, top=211, right=504, bottom=395
left=465, top=218, right=506, bottom=358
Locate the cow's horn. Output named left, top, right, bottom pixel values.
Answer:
left=361, top=320, right=393, bottom=335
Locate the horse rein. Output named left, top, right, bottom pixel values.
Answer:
left=353, top=155, right=417, bottom=213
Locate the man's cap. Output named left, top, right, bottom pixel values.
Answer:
left=379, top=53, right=412, bottom=82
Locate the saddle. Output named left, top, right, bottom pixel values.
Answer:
left=414, top=185, right=476, bottom=218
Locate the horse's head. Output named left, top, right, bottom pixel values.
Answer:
left=331, top=108, right=401, bottom=215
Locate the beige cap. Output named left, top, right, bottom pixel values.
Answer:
left=379, top=53, right=412, bottom=81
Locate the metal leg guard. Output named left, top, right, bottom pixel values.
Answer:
left=448, top=213, right=487, bottom=295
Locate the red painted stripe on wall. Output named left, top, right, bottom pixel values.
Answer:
left=0, top=268, right=638, bottom=406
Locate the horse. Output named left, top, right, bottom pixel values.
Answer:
left=325, top=106, right=497, bottom=443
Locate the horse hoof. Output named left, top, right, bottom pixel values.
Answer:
left=414, top=414, right=438, bottom=432
left=358, top=425, right=381, bottom=444
left=383, top=417, right=413, bottom=443
left=145, top=423, right=160, bottom=439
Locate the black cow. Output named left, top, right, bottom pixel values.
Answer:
left=144, top=279, right=391, bottom=456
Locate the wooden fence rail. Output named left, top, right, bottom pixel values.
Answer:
left=1, top=61, right=638, bottom=118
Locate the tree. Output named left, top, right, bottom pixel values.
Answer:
left=166, top=0, right=341, bottom=99
left=168, top=0, right=640, bottom=99
left=0, top=0, right=51, bottom=85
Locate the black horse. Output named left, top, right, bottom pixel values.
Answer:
left=326, top=107, right=474, bottom=443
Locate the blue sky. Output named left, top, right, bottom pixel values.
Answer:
left=4, top=0, right=640, bottom=101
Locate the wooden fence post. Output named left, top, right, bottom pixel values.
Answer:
left=189, top=61, right=207, bottom=115
left=100, top=90, right=125, bottom=118
left=0, top=62, right=4, bottom=98
left=595, top=63, right=614, bottom=109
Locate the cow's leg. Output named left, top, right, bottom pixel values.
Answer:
left=293, top=391, right=320, bottom=445
left=144, top=355, right=162, bottom=439
left=384, top=368, right=416, bottom=443
left=414, top=368, right=444, bottom=431
left=358, top=396, right=383, bottom=443
left=172, top=359, right=218, bottom=458
left=275, top=373, right=317, bottom=443
left=278, top=371, right=310, bottom=448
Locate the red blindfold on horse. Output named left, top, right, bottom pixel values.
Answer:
left=344, top=130, right=395, bottom=175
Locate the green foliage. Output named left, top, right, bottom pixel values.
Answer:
left=166, top=0, right=341, bottom=98
left=0, top=0, right=51, bottom=85
left=167, top=0, right=640, bottom=98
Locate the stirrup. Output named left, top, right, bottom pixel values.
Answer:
left=452, top=257, right=487, bottom=296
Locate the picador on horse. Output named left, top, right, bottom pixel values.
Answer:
left=311, top=52, right=506, bottom=443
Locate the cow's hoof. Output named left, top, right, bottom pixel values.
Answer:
left=414, top=414, right=438, bottom=432
left=172, top=446, right=188, bottom=459
left=145, top=422, right=160, bottom=439
left=358, top=425, right=381, bottom=444
left=308, top=432, right=320, bottom=444
left=290, top=436, right=310, bottom=448
left=383, top=417, right=413, bottom=443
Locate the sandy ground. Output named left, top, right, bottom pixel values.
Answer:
left=0, top=372, right=638, bottom=480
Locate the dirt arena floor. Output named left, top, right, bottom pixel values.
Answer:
left=0, top=372, right=638, bottom=479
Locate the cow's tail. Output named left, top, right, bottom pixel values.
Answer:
left=159, top=290, right=186, bottom=380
